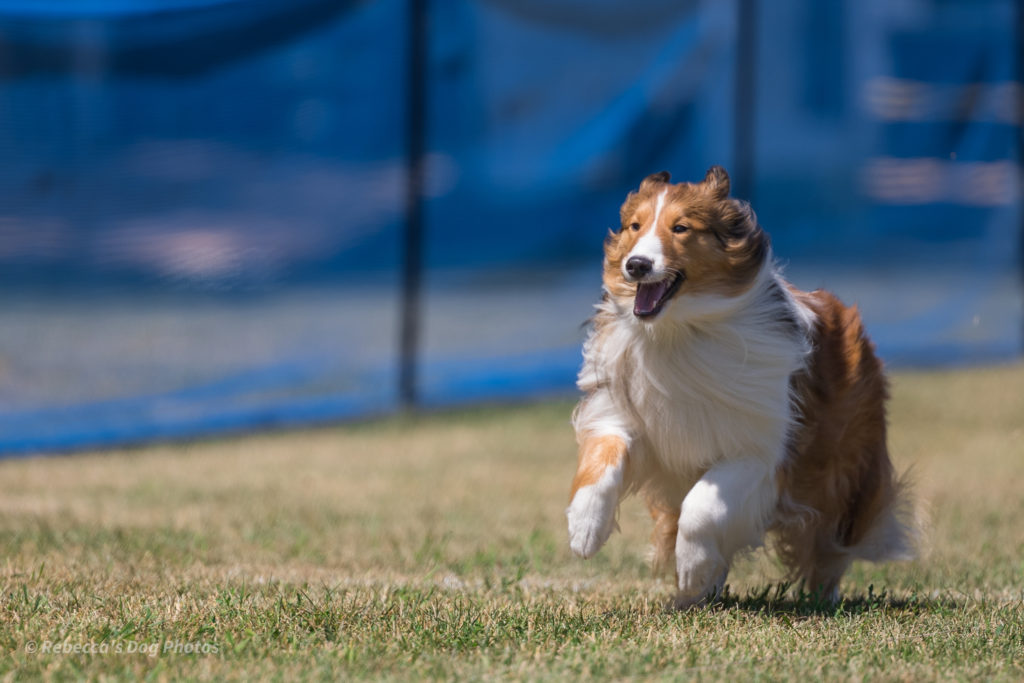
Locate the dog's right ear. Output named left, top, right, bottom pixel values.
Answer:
left=640, top=171, right=671, bottom=189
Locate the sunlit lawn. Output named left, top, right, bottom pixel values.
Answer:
left=1, top=364, right=1022, bottom=680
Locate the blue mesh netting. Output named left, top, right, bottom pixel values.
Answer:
left=0, top=0, right=1020, bottom=454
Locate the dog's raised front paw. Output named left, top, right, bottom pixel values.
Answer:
left=566, top=475, right=620, bottom=559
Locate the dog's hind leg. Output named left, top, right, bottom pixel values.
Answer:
left=566, top=434, right=629, bottom=559
left=647, top=499, right=679, bottom=577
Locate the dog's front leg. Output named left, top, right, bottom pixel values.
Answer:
left=566, top=434, right=629, bottom=558
left=674, top=458, right=776, bottom=608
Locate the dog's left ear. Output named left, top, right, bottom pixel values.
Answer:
left=703, top=166, right=730, bottom=200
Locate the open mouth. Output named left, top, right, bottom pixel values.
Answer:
left=633, top=273, right=684, bottom=319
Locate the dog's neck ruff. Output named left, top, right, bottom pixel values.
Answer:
left=578, top=257, right=817, bottom=472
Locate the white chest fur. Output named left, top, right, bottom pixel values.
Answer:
left=577, top=268, right=814, bottom=476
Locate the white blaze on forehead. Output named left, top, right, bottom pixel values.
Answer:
left=625, top=189, right=668, bottom=277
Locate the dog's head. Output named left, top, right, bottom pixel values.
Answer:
left=603, top=166, right=769, bottom=321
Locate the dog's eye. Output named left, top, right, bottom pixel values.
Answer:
left=672, top=224, right=690, bottom=234
left=630, top=222, right=640, bottom=232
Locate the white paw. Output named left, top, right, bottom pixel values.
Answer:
left=566, top=467, right=622, bottom=558
left=675, top=537, right=728, bottom=609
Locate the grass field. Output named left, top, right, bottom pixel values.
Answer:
left=1, top=364, right=1022, bottom=680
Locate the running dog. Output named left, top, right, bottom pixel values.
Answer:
left=566, top=167, right=917, bottom=607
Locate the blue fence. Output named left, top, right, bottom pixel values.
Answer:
left=0, top=0, right=1020, bottom=454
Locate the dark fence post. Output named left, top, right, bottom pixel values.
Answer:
left=734, top=0, right=757, bottom=204
left=400, top=0, right=428, bottom=409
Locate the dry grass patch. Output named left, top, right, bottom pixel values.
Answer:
left=1, top=364, right=1023, bottom=680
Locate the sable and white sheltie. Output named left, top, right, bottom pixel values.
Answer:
left=567, top=166, right=918, bottom=607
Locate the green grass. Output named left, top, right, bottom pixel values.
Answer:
left=1, top=364, right=1023, bottom=680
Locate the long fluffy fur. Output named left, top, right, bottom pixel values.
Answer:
left=567, top=167, right=918, bottom=605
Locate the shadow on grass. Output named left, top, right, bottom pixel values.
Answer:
left=697, top=582, right=959, bottom=618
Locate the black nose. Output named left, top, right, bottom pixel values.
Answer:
left=625, top=256, right=653, bottom=279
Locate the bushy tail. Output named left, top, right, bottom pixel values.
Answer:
left=847, top=468, right=925, bottom=563
left=771, top=466, right=925, bottom=597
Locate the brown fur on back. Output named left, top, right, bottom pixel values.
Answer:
left=774, top=289, right=912, bottom=590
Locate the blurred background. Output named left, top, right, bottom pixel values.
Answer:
left=0, top=0, right=1020, bottom=454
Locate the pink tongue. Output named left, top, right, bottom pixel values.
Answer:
left=634, top=280, right=671, bottom=316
